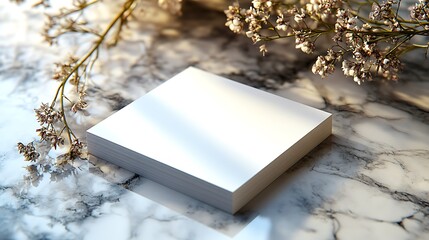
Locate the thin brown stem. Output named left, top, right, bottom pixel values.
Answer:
left=56, top=0, right=100, bottom=18
left=50, top=0, right=136, bottom=108
left=48, top=0, right=137, bottom=149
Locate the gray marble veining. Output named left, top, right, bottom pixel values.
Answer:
left=0, top=1, right=428, bottom=240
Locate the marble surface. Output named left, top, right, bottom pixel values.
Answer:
left=1, top=1, right=428, bottom=240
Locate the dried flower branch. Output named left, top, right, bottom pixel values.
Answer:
left=16, top=0, right=139, bottom=177
left=15, top=0, right=184, bottom=181
left=225, top=0, right=429, bottom=84
left=43, top=0, right=101, bottom=45
left=47, top=0, right=138, bottom=159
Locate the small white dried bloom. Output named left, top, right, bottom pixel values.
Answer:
left=252, top=33, right=262, bottom=43
left=252, top=0, right=273, bottom=11
left=305, top=2, right=319, bottom=15
left=342, top=60, right=356, bottom=77
left=276, top=23, right=287, bottom=31
left=294, top=9, right=306, bottom=23
left=295, top=33, right=315, bottom=54
left=252, top=0, right=262, bottom=9
left=362, top=41, right=375, bottom=55
left=259, top=44, right=268, bottom=56
left=226, top=17, right=244, bottom=33
left=383, top=58, right=390, bottom=65
left=296, top=40, right=315, bottom=54
left=410, top=1, right=429, bottom=21
left=362, top=23, right=372, bottom=30
left=276, top=13, right=288, bottom=31
left=335, top=9, right=356, bottom=31
left=342, top=60, right=372, bottom=85
left=367, top=3, right=400, bottom=32
left=312, top=56, right=330, bottom=78
left=379, top=55, right=401, bottom=81
left=312, top=49, right=342, bottom=78
left=353, top=51, right=363, bottom=61
left=225, top=4, right=244, bottom=33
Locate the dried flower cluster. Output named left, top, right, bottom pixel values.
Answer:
left=35, top=103, right=65, bottom=149
left=15, top=0, right=183, bottom=179
left=17, top=142, right=40, bottom=162
left=225, top=0, right=429, bottom=84
left=43, top=0, right=101, bottom=45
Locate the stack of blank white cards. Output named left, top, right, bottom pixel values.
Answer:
left=87, top=67, right=332, bottom=214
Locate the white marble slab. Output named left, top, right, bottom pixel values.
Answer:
left=0, top=1, right=428, bottom=240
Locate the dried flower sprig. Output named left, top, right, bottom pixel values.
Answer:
left=45, top=0, right=138, bottom=158
left=17, top=0, right=139, bottom=174
left=17, top=142, right=40, bottom=162
left=15, top=0, right=184, bottom=181
left=225, top=0, right=429, bottom=84
left=43, top=0, right=101, bottom=45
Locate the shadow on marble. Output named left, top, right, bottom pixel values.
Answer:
left=88, top=154, right=256, bottom=237
left=17, top=140, right=87, bottom=188
left=87, top=134, right=367, bottom=239
left=234, top=134, right=380, bottom=239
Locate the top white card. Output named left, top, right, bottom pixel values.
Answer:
left=88, top=67, right=331, bottom=193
